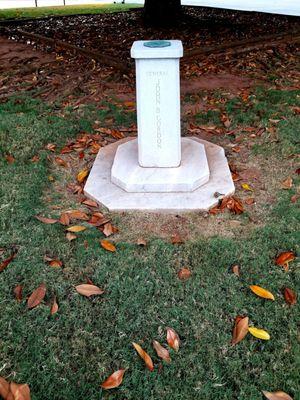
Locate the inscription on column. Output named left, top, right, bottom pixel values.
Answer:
left=147, top=71, right=167, bottom=150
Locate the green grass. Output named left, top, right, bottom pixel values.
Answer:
left=0, top=3, right=141, bottom=20
left=0, top=93, right=299, bottom=400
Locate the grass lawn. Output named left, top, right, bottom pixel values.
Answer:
left=0, top=86, right=299, bottom=399
left=0, top=3, right=141, bottom=20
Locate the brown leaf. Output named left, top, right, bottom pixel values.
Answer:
left=262, top=390, right=293, bottom=400
left=231, top=316, right=249, bottom=345
left=137, top=238, right=147, bottom=246
left=35, top=215, right=58, bottom=224
left=132, top=342, right=154, bottom=371
left=10, top=382, right=31, bottom=400
left=101, top=369, right=126, bottom=390
left=100, top=240, right=116, bottom=252
left=177, top=268, right=191, bottom=280
left=275, top=251, right=296, bottom=271
left=232, top=264, right=240, bottom=276
left=281, top=177, right=293, bottom=189
left=221, top=196, right=244, bottom=214
left=50, top=296, right=59, bottom=315
left=245, top=197, right=255, bottom=205
left=14, top=285, right=23, bottom=302
left=27, top=283, right=46, bottom=309
left=67, top=210, right=89, bottom=221
left=48, top=260, right=63, bottom=268
left=0, top=377, right=10, bottom=399
left=0, top=252, right=17, bottom=273
left=166, top=327, right=180, bottom=352
left=77, top=169, right=89, bottom=183
left=45, top=143, right=56, bottom=152
left=75, top=284, right=104, bottom=297
left=81, top=198, right=98, bottom=208
left=153, top=340, right=171, bottom=363
left=283, top=288, right=297, bottom=305
left=66, top=225, right=86, bottom=232
left=59, top=213, right=70, bottom=226
left=102, top=223, right=114, bottom=237
left=171, top=233, right=184, bottom=245
left=66, top=232, right=77, bottom=241
left=54, top=156, right=67, bottom=167
left=5, top=154, right=15, bottom=164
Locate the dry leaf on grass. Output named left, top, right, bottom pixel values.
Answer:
left=54, top=156, right=67, bottom=167
left=232, top=265, right=240, bottom=276
left=66, top=232, right=77, bottom=241
left=66, top=225, right=86, bottom=233
left=35, top=215, right=58, bottom=224
left=166, top=327, right=180, bottom=352
left=59, top=213, right=70, bottom=226
left=262, top=390, right=293, bottom=400
left=132, top=343, right=154, bottom=371
left=77, top=169, right=89, bottom=183
left=248, top=326, right=270, bottom=340
left=281, top=177, right=293, bottom=189
left=48, top=260, right=63, bottom=268
left=231, top=316, right=249, bottom=345
left=275, top=251, right=296, bottom=271
left=177, top=268, right=191, bottom=280
left=283, top=288, right=297, bottom=305
left=102, top=223, right=114, bottom=237
left=241, top=183, right=253, bottom=191
left=137, top=238, right=147, bottom=246
left=171, top=234, right=184, bottom=245
left=27, top=283, right=46, bottom=309
left=5, top=154, right=15, bottom=164
left=100, top=240, right=116, bottom=252
left=14, top=285, right=23, bottom=302
left=10, top=382, right=31, bottom=400
left=75, top=284, right=104, bottom=297
left=0, top=252, right=17, bottom=273
left=67, top=210, right=89, bottom=220
left=50, top=296, right=59, bottom=315
left=81, top=198, right=98, bottom=208
left=249, top=285, right=275, bottom=300
left=101, top=369, right=126, bottom=390
left=0, top=377, right=10, bottom=399
left=153, top=340, right=171, bottom=363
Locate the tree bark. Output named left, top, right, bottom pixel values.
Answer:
left=144, top=0, right=181, bottom=26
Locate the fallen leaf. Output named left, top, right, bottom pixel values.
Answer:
left=275, top=251, right=296, bottom=271
left=262, top=390, right=293, bottom=400
left=75, top=284, right=104, bottom=297
left=10, top=382, right=31, bottom=400
left=5, top=154, right=15, bottom=164
left=0, top=252, right=17, bottom=273
left=231, top=316, right=249, bottom=345
left=137, top=238, right=147, bottom=246
left=283, top=288, right=297, bottom=305
left=30, top=155, right=39, bottom=163
left=132, top=342, right=154, bottom=371
left=35, top=215, right=58, bottom=224
left=103, top=223, right=114, bottom=237
left=245, top=197, right=255, bottom=205
left=81, top=198, right=98, bottom=208
left=177, top=268, right=191, bottom=280
left=0, top=377, right=10, bottom=399
left=153, top=340, right=171, bottom=363
left=66, top=232, right=77, bottom=241
left=249, top=285, right=275, bottom=300
left=232, top=264, right=240, bottom=276
left=14, top=285, right=23, bottom=302
left=50, top=296, right=59, bottom=315
left=248, top=326, right=270, bottom=340
left=166, top=327, right=180, bottom=352
left=48, top=260, right=63, bottom=268
left=77, top=169, right=89, bottom=183
left=27, top=283, right=46, bottom=309
left=59, top=213, right=70, bottom=226
left=66, top=225, right=86, bottom=232
left=54, top=157, right=67, bottom=167
left=171, top=233, right=184, bottom=245
left=101, top=369, right=126, bottom=390
left=100, top=240, right=116, bottom=252
left=67, top=210, right=89, bottom=220
left=221, top=196, right=244, bottom=214
left=291, top=194, right=299, bottom=203
left=45, top=143, right=56, bottom=152
left=281, top=177, right=293, bottom=189
left=241, top=183, right=253, bottom=191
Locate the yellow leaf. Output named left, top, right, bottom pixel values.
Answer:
left=77, top=169, right=89, bottom=183
left=249, top=285, right=275, bottom=300
left=241, top=183, right=253, bottom=191
left=66, top=225, right=86, bottom=232
left=132, top=342, right=154, bottom=371
left=248, top=327, right=270, bottom=340
left=100, top=240, right=116, bottom=252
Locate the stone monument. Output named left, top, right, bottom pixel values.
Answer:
left=84, top=40, right=235, bottom=212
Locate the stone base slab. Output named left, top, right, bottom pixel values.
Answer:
left=111, top=138, right=210, bottom=192
left=84, top=137, right=235, bottom=212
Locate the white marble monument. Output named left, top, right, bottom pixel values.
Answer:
left=84, top=40, right=235, bottom=212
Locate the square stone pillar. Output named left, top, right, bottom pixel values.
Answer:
left=131, top=40, right=183, bottom=168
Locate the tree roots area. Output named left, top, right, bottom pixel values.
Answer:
left=0, top=6, right=299, bottom=400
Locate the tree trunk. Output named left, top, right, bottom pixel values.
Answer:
left=144, top=0, right=181, bottom=26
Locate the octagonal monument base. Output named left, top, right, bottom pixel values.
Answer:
left=111, top=138, right=209, bottom=193
left=84, top=137, right=235, bottom=212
